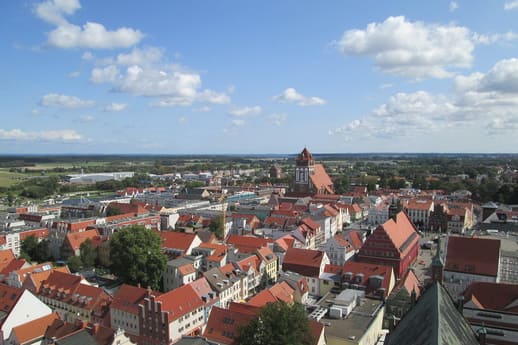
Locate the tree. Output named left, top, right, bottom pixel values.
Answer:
left=109, top=225, right=167, bottom=290
left=67, top=255, right=83, bottom=273
left=33, top=239, right=52, bottom=263
left=209, top=217, right=224, bottom=240
left=235, top=301, right=313, bottom=345
left=80, top=238, right=97, bottom=269
left=106, top=205, right=122, bottom=217
left=21, top=235, right=39, bottom=261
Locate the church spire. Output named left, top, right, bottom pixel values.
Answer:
left=432, top=235, right=444, bottom=284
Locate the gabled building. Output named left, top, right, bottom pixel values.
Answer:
left=62, top=229, right=105, bottom=257
left=319, top=233, right=355, bottom=266
left=138, top=284, right=207, bottom=345
left=443, top=236, right=501, bottom=296
left=341, top=261, right=396, bottom=299
left=0, top=284, right=53, bottom=344
left=110, top=284, right=158, bottom=337
left=6, top=312, right=59, bottom=345
left=462, top=281, right=518, bottom=345
left=163, top=257, right=197, bottom=291
left=384, top=269, right=421, bottom=328
left=160, top=232, right=202, bottom=257
left=37, top=271, right=111, bottom=325
left=282, top=248, right=329, bottom=296
left=203, top=302, right=260, bottom=345
left=357, top=212, right=420, bottom=278
left=404, top=199, right=434, bottom=229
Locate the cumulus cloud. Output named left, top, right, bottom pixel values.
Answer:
left=90, top=46, right=230, bottom=107
left=40, top=93, right=95, bottom=109
left=231, top=119, right=246, bottom=126
left=335, top=16, right=474, bottom=79
left=79, top=115, right=95, bottom=123
left=0, top=128, right=83, bottom=141
left=104, top=102, right=127, bottom=112
left=228, top=106, right=262, bottom=116
left=273, top=88, right=326, bottom=106
left=449, top=1, right=458, bottom=12
left=193, top=106, right=211, bottom=112
left=504, top=0, right=518, bottom=10
left=268, top=113, right=287, bottom=126
left=35, top=0, right=143, bottom=49
left=331, top=58, right=518, bottom=141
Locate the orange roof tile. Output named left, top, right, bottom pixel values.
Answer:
left=155, top=284, right=204, bottom=322
left=309, top=164, right=334, bottom=193
left=65, top=229, right=101, bottom=251
left=203, top=304, right=260, bottom=344
left=0, top=249, right=16, bottom=272
left=160, top=232, right=198, bottom=252
left=463, top=282, right=518, bottom=313
left=394, top=269, right=421, bottom=299
left=112, top=284, right=157, bottom=315
left=11, top=312, right=59, bottom=344
left=282, top=248, right=326, bottom=277
left=445, top=236, right=500, bottom=277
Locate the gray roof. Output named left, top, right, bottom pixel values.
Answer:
left=385, top=283, right=479, bottom=345
left=175, top=336, right=211, bottom=345
left=55, top=330, right=98, bottom=345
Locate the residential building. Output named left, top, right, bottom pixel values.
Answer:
left=341, top=261, right=396, bottom=300
left=443, top=236, right=501, bottom=296
left=319, top=234, right=355, bottom=266
left=404, top=199, right=434, bottom=229
left=384, top=269, right=421, bottom=328
left=282, top=247, right=330, bottom=296
left=110, top=284, right=155, bottom=337
left=357, top=212, right=420, bottom=278
left=163, top=257, right=197, bottom=291
left=138, top=284, right=206, bottom=345
left=0, top=284, right=53, bottom=344
left=6, top=312, right=59, bottom=345
left=462, top=281, right=518, bottom=345
left=37, top=271, right=111, bottom=325
left=160, top=232, right=202, bottom=257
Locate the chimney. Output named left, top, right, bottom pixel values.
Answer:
left=410, top=288, right=417, bottom=307
left=477, top=327, right=487, bottom=345
left=457, top=296, right=464, bottom=314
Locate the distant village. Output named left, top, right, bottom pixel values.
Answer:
left=0, top=147, right=517, bottom=345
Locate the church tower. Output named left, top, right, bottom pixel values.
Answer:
left=294, top=147, right=315, bottom=194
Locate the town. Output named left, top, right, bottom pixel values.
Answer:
left=0, top=148, right=516, bottom=345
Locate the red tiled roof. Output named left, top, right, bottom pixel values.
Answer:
left=12, top=262, right=55, bottom=285
left=282, top=248, right=326, bottom=278
left=445, top=236, right=500, bottom=277
left=12, top=312, right=59, bottom=344
left=178, top=263, right=196, bottom=275
left=263, top=216, right=287, bottom=228
left=155, top=284, right=204, bottom=323
left=19, top=228, right=49, bottom=241
left=406, top=199, right=434, bottom=211
left=0, top=284, right=23, bottom=315
left=21, top=266, right=70, bottom=293
left=463, top=282, right=518, bottom=313
left=301, top=217, right=320, bottom=230
left=342, top=261, right=394, bottom=297
left=160, top=232, right=198, bottom=252
left=112, top=284, right=156, bottom=315
left=247, top=289, right=278, bottom=307
left=371, top=212, right=419, bottom=256
left=0, top=249, right=15, bottom=272
left=347, top=230, right=363, bottom=250
left=203, top=303, right=260, bottom=345
left=309, top=164, right=334, bottom=194
left=189, top=277, right=218, bottom=302
left=226, top=235, right=273, bottom=252
left=65, top=229, right=102, bottom=251
left=394, top=269, right=421, bottom=299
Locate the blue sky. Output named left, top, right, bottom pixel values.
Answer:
left=2, top=0, right=518, bottom=154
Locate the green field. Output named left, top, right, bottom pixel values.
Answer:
left=0, top=170, right=28, bottom=188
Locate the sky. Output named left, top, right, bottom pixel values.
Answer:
left=2, top=0, right=518, bottom=154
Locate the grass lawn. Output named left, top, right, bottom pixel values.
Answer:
left=0, top=170, right=28, bottom=188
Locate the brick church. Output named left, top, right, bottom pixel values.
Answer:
left=292, top=147, right=334, bottom=196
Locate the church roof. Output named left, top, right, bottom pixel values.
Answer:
left=297, top=147, right=313, bottom=161
left=385, top=283, right=479, bottom=345
left=309, top=164, right=334, bottom=193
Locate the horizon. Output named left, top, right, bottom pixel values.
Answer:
left=2, top=1, right=518, bottom=154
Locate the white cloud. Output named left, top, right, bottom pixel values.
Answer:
left=228, top=106, right=262, bottom=116
left=68, top=71, right=80, bottom=78
left=273, top=88, right=326, bottom=106
left=331, top=58, right=518, bottom=141
left=268, top=113, right=287, bottom=126
left=178, top=116, right=187, bottom=124
left=0, top=128, right=82, bottom=141
left=79, top=115, right=95, bottom=123
left=104, top=102, right=127, bottom=112
left=82, top=51, right=93, bottom=60
left=32, top=109, right=40, bottom=116
left=40, top=93, right=95, bottom=109
left=335, top=16, right=474, bottom=79
left=90, top=47, right=230, bottom=107
left=231, top=119, right=245, bottom=126
left=193, top=106, right=211, bottom=112
left=504, top=0, right=518, bottom=10
left=449, top=1, right=458, bottom=12
left=35, top=0, right=80, bottom=26
left=35, top=0, right=143, bottom=49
